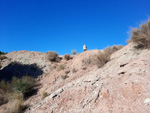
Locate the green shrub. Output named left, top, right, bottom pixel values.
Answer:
left=0, top=51, right=7, bottom=55
left=127, top=18, right=150, bottom=49
left=42, top=91, right=48, bottom=99
left=46, top=51, right=59, bottom=62
left=11, top=76, right=36, bottom=97
left=64, top=54, right=72, bottom=60
left=0, top=76, right=36, bottom=112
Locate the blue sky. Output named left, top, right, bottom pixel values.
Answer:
left=0, top=0, right=150, bottom=55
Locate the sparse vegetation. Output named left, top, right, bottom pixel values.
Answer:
left=46, top=51, right=60, bottom=62
left=71, top=49, right=77, bottom=55
left=127, top=18, right=150, bottom=49
left=64, top=54, right=72, bottom=60
left=96, top=45, right=123, bottom=68
left=6, top=92, right=24, bottom=113
left=0, top=51, right=7, bottom=55
left=61, top=75, right=68, bottom=80
left=57, top=64, right=66, bottom=71
left=72, top=68, right=77, bottom=73
left=82, top=45, right=123, bottom=68
left=42, top=91, right=48, bottom=99
left=111, top=45, right=123, bottom=52
left=96, top=47, right=111, bottom=68
left=11, top=76, right=36, bottom=97
left=0, top=55, right=7, bottom=60
left=0, top=75, right=37, bottom=112
left=82, top=57, right=92, bottom=66
left=65, top=70, right=70, bottom=74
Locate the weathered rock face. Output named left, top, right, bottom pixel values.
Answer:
left=0, top=51, right=52, bottom=80
left=1, top=50, right=52, bottom=72
left=1, top=43, right=150, bottom=113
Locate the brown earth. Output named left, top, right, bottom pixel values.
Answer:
left=1, top=43, right=150, bottom=113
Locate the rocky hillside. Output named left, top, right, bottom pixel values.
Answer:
left=1, top=42, right=150, bottom=113
left=20, top=43, right=150, bottom=113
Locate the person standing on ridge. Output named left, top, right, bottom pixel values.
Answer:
left=83, top=44, right=87, bottom=51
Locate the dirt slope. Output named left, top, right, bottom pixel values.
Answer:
left=24, top=43, right=150, bottom=113
left=1, top=43, right=150, bottom=113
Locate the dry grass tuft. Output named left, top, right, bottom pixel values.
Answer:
left=127, top=18, right=150, bottom=49
left=6, top=92, right=24, bottom=113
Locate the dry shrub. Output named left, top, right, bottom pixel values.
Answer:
left=82, top=57, right=92, bottom=66
left=0, top=90, right=8, bottom=105
left=71, top=49, right=77, bottom=55
left=64, top=54, right=72, bottom=60
left=82, top=45, right=123, bottom=68
left=72, top=68, right=77, bottom=73
left=6, top=92, right=24, bottom=113
left=65, top=70, right=70, bottom=74
left=111, top=45, right=123, bottom=52
left=127, top=18, right=150, bottom=49
left=96, top=45, right=123, bottom=68
left=57, top=64, right=66, bottom=71
left=46, top=51, right=59, bottom=62
left=61, top=75, right=68, bottom=80
left=0, top=55, right=7, bottom=60
left=0, top=75, right=36, bottom=108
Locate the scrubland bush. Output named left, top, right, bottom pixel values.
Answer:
left=0, top=75, right=36, bottom=109
left=0, top=90, right=8, bottom=105
left=11, top=76, right=36, bottom=97
left=111, top=45, right=123, bottom=52
left=82, top=45, right=123, bottom=68
left=0, top=51, right=7, bottom=55
left=57, top=64, right=66, bottom=71
left=64, top=54, right=72, bottom=60
left=6, top=92, right=24, bottom=113
left=96, top=45, right=123, bottom=68
left=42, top=91, right=48, bottom=99
left=71, top=49, right=77, bottom=55
left=96, top=47, right=112, bottom=68
left=46, top=51, right=59, bottom=62
left=0, top=55, right=7, bottom=60
left=72, top=68, right=77, bottom=73
left=61, top=75, right=68, bottom=80
left=127, top=19, right=150, bottom=49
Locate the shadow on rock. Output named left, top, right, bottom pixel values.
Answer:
left=0, top=62, right=43, bottom=81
